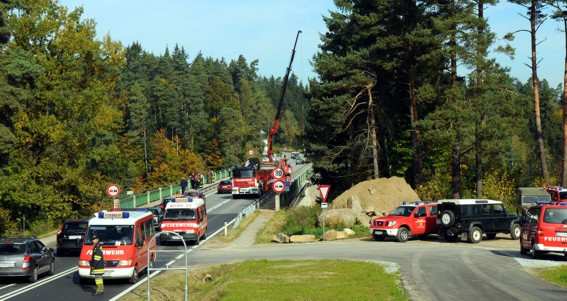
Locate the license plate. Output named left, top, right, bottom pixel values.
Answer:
left=69, top=235, right=82, bottom=240
left=374, top=230, right=384, bottom=235
left=556, top=232, right=567, bottom=237
left=0, top=262, right=15, bottom=268
left=171, top=236, right=181, bottom=240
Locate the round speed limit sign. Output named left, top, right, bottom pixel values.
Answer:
left=272, top=168, right=285, bottom=179
left=106, top=184, right=121, bottom=198
left=272, top=180, right=285, bottom=194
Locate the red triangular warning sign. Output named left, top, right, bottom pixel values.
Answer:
left=318, top=184, right=331, bottom=203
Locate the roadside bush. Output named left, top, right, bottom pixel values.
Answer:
left=0, top=208, right=17, bottom=236
left=416, top=173, right=450, bottom=201
left=482, top=171, right=517, bottom=210
left=282, top=206, right=320, bottom=236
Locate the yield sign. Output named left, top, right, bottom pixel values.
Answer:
left=318, top=184, right=331, bottom=203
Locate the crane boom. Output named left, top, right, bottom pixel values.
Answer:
left=267, top=30, right=302, bottom=162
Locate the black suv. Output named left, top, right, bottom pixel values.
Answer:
left=56, top=220, right=88, bottom=255
left=437, top=199, right=520, bottom=243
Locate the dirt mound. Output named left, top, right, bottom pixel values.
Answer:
left=332, top=177, right=419, bottom=214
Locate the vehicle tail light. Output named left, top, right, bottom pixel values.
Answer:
left=22, top=256, right=32, bottom=270
left=78, top=260, right=90, bottom=267
left=118, top=260, right=132, bottom=267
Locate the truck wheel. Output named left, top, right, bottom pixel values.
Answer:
left=468, top=227, right=483, bottom=243
left=440, top=210, right=455, bottom=227
left=396, top=227, right=410, bottom=243
left=510, top=224, right=521, bottom=240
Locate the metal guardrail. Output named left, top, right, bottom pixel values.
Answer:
left=120, top=169, right=232, bottom=208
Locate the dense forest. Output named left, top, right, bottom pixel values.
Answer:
left=0, top=0, right=308, bottom=234
left=306, top=0, right=567, bottom=207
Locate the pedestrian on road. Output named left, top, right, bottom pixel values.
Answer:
left=180, top=178, right=188, bottom=194
left=90, top=235, right=105, bottom=296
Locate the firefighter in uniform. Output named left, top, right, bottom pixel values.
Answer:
left=90, top=235, right=105, bottom=295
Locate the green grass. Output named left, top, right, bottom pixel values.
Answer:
left=537, top=265, right=567, bottom=287
left=216, top=211, right=260, bottom=243
left=122, top=260, right=408, bottom=301
left=255, top=210, right=287, bottom=244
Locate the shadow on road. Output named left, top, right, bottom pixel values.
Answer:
left=490, top=249, right=567, bottom=262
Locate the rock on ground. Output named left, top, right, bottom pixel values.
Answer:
left=331, top=177, right=419, bottom=223
left=272, top=233, right=290, bottom=243
left=318, top=209, right=357, bottom=228
left=289, top=234, right=317, bottom=243
left=343, top=228, right=356, bottom=236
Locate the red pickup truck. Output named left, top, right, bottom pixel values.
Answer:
left=369, top=202, right=438, bottom=242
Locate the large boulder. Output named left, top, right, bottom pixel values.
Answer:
left=332, top=177, right=419, bottom=219
left=319, top=209, right=357, bottom=228
left=290, top=234, right=317, bottom=243
left=272, top=233, right=290, bottom=243
left=343, top=228, right=356, bottom=236
left=323, top=230, right=338, bottom=241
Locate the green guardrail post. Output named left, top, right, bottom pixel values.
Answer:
left=147, top=191, right=150, bottom=205
left=133, top=194, right=137, bottom=208
left=170, top=185, right=173, bottom=196
left=159, top=188, right=162, bottom=201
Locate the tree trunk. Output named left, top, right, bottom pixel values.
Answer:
left=530, top=0, right=549, bottom=183
left=409, top=67, right=422, bottom=186
left=368, top=86, right=380, bottom=179
left=449, top=0, right=460, bottom=198
left=562, top=18, right=567, bottom=186
left=452, top=130, right=462, bottom=199
left=475, top=0, right=484, bottom=197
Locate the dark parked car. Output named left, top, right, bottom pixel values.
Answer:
left=437, top=199, right=520, bottom=243
left=0, top=237, right=55, bottom=282
left=56, top=220, right=88, bottom=256
left=217, top=179, right=232, bottom=194
left=148, top=207, right=164, bottom=231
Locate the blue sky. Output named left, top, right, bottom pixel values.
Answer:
left=60, top=0, right=565, bottom=88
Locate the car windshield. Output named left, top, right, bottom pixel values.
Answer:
left=164, top=209, right=196, bottom=220
left=543, top=208, right=567, bottom=224
left=63, top=222, right=87, bottom=232
left=233, top=168, right=255, bottom=178
left=0, top=243, right=26, bottom=255
left=389, top=206, right=415, bottom=217
left=85, top=225, right=134, bottom=246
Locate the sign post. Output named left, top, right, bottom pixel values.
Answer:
left=106, top=184, right=121, bottom=209
left=272, top=180, right=285, bottom=211
left=317, top=184, right=331, bottom=241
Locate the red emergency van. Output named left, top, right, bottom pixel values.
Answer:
left=159, top=196, right=208, bottom=245
left=520, top=203, right=567, bottom=258
left=77, top=210, right=156, bottom=283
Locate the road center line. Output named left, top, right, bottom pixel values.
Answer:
left=0, top=285, right=14, bottom=291
left=0, top=266, right=78, bottom=300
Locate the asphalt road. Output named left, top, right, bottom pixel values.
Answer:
left=0, top=192, right=259, bottom=301
left=184, top=238, right=567, bottom=301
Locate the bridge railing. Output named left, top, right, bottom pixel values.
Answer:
left=276, top=163, right=313, bottom=209
left=119, top=168, right=232, bottom=208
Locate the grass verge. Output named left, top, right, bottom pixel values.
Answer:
left=121, top=260, right=407, bottom=301
left=536, top=265, right=567, bottom=288
left=255, top=210, right=287, bottom=244
left=215, top=211, right=260, bottom=243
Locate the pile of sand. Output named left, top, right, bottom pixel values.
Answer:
left=332, top=177, right=419, bottom=215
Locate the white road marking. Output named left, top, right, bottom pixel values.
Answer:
left=207, top=198, right=232, bottom=213
left=0, top=266, right=78, bottom=300
left=0, top=285, right=14, bottom=291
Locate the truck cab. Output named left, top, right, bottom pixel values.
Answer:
left=369, top=202, right=438, bottom=242
left=231, top=167, right=262, bottom=198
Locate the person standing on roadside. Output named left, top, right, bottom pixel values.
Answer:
left=90, top=235, right=105, bottom=295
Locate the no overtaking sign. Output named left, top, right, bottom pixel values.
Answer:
left=106, top=184, right=121, bottom=198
